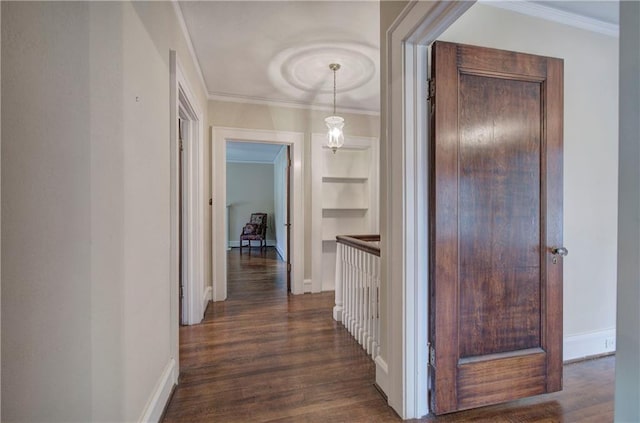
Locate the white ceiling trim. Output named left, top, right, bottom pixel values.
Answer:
left=172, top=1, right=209, bottom=96
left=480, top=0, right=619, bottom=37
left=208, top=92, right=381, bottom=117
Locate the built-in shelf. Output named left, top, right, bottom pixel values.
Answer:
left=323, top=208, right=367, bottom=217
left=312, top=133, right=379, bottom=293
left=322, top=176, right=368, bottom=183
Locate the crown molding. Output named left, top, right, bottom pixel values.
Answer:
left=208, top=92, right=381, bottom=117
left=172, top=1, right=210, bottom=96
left=479, top=0, right=619, bottom=37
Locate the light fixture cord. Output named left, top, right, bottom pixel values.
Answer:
left=333, top=68, right=337, bottom=115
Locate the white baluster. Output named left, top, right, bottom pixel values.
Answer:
left=344, top=246, right=351, bottom=333
left=357, top=249, right=364, bottom=345
left=352, top=246, right=357, bottom=335
left=333, top=243, right=343, bottom=322
left=347, top=247, right=354, bottom=334
left=352, top=247, right=358, bottom=337
left=369, top=254, right=376, bottom=357
left=364, top=252, right=371, bottom=355
left=373, top=255, right=380, bottom=359
left=334, top=238, right=381, bottom=360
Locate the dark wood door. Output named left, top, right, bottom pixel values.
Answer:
left=428, top=41, right=564, bottom=414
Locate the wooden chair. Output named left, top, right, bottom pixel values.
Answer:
left=239, top=213, right=267, bottom=253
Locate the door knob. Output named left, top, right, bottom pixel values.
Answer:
left=551, top=247, right=568, bottom=264
left=551, top=247, right=568, bottom=256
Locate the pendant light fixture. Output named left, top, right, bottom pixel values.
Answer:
left=325, top=63, right=344, bottom=153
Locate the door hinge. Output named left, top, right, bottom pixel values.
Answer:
left=287, top=263, right=292, bottom=272
left=288, top=159, right=292, bottom=168
left=428, top=78, right=436, bottom=101
left=429, top=344, right=436, bottom=368
left=179, top=283, right=184, bottom=300
left=179, top=139, right=184, bottom=152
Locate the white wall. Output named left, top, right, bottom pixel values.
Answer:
left=274, top=146, right=288, bottom=259
left=2, top=4, right=93, bottom=421
left=1, top=2, right=208, bottom=421
left=615, top=2, right=640, bottom=421
left=439, top=2, right=619, bottom=359
left=227, top=162, right=276, bottom=246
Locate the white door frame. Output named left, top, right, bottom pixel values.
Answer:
left=212, top=128, right=305, bottom=299
left=382, top=1, right=474, bottom=419
left=170, top=51, right=206, bottom=352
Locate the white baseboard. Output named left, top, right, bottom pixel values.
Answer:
left=564, top=328, right=616, bottom=362
left=139, top=358, right=176, bottom=423
left=203, top=286, right=212, bottom=313
left=375, top=356, right=390, bottom=397
left=303, top=279, right=312, bottom=293
left=275, top=244, right=286, bottom=260
left=228, top=239, right=276, bottom=248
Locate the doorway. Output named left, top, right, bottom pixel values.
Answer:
left=170, top=52, right=206, bottom=387
left=225, top=141, right=292, bottom=293
left=176, top=84, right=205, bottom=326
left=211, top=128, right=304, bottom=300
left=384, top=1, right=572, bottom=418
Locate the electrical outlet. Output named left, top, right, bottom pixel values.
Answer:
left=605, top=337, right=616, bottom=350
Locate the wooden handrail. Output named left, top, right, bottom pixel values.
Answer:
left=335, top=234, right=380, bottom=257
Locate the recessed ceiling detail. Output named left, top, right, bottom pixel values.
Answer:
left=269, top=42, right=377, bottom=103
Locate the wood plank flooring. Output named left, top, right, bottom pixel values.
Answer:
left=162, top=247, right=615, bottom=422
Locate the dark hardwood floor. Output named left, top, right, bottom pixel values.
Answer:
left=162, top=247, right=615, bottom=422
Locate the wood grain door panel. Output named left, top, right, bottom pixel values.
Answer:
left=429, top=41, right=564, bottom=414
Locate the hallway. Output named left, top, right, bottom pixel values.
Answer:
left=162, top=247, right=615, bottom=422
left=162, top=247, right=397, bottom=422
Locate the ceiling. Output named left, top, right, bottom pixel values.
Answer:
left=179, top=1, right=379, bottom=113
left=226, top=141, right=284, bottom=164
left=178, top=1, right=618, bottom=114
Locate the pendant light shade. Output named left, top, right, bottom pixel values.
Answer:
left=325, top=115, right=344, bottom=153
left=326, top=63, right=344, bottom=153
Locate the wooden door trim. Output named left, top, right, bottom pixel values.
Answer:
left=429, top=40, right=459, bottom=414
left=543, top=57, right=565, bottom=392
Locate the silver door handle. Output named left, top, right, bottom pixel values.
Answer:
left=551, top=247, right=568, bottom=257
